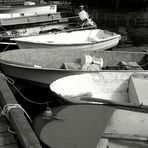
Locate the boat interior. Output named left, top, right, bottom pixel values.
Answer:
left=0, top=48, right=147, bottom=70
left=13, top=29, right=119, bottom=44
left=49, top=72, right=148, bottom=148
left=50, top=72, right=148, bottom=105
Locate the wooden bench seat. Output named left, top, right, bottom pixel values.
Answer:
left=129, top=73, right=148, bottom=105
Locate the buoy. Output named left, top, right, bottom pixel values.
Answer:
left=43, top=107, right=52, bottom=120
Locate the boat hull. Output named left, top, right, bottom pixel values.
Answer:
left=33, top=105, right=114, bottom=148
left=16, top=34, right=120, bottom=51
left=0, top=48, right=147, bottom=87
left=33, top=105, right=148, bottom=148
left=0, top=64, right=85, bottom=87
left=13, top=29, right=121, bottom=50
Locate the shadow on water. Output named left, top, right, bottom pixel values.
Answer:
left=9, top=84, right=63, bottom=119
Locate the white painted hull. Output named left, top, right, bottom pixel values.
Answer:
left=14, top=29, right=121, bottom=51
left=50, top=72, right=148, bottom=147
left=50, top=72, right=134, bottom=103
left=16, top=37, right=120, bottom=51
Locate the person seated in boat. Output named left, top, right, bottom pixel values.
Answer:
left=78, top=5, right=97, bottom=28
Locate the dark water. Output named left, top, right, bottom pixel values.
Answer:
left=9, top=84, right=62, bottom=119
left=87, top=7, right=148, bottom=45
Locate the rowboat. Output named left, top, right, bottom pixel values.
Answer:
left=33, top=104, right=148, bottom=148
left=48, top=72, right=148, bottom=147
left=33, top=104, right=114, bottom=148
left=50, top=72, right=148, bottom=104
left=12, top=29, right=121, bottom=50
left=0, top=48, right=147, bottom=87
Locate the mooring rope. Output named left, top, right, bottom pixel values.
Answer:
left=0, top=103, right=32, bottom=135
left=0, top=73, right=52, bottom=105
left=1, top=104, right=32, bottom=123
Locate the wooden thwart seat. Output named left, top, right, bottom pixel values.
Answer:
left=129, top=73, right=148, bottom=105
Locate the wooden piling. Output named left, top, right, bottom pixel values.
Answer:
left=0, top=73, right=42, bottom=148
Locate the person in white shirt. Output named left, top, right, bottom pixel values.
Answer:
left=78, top=5, right=96, bottom=28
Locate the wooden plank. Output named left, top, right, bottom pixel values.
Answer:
left=129, top=74, right=148, bottom=105
left=1, top=143, right=19, bottom=148
left=0, top=120, right=10, bottom=133
left=0, top=113, right=8, bottom=122
left=81, top=97, right=148, bottom=113
left=0, top=74, right=42, bottom=148
left=96, top=138, right=109, bottom=148
left=0, top=132, right=16, bottom=147
left=103, top=133, right=148, bottom=142
left=0, top=105, right=10, bottom=133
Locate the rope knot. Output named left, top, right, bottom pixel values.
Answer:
left=1, top=104, right=32, bottom=123
left=1, top=104, right=22, bottom=120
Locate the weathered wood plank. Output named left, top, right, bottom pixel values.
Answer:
left=96, top=138, right=109, bottom=148
left=0, top=112, right=8, bottom=122
left=129, top=75, right=148, bottom=105
left=1, top=143, right=19, bottom=148
left=0, top=132, right=16, bottom=147
left=0, top=120, right=10, bottom=133
left=0, top=74, right=42, bottom=148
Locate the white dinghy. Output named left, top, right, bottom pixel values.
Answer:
left=12, top=29, right=121, bottom=50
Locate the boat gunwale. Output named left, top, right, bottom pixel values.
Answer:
left=14, top=34, right=121, bottom=46
left=0, top=49, right=147, bottom=72
left=0, top=60, right=148, bottom=72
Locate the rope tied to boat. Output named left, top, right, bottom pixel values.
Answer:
left=0, top=73, right=14, bottom=84
left=0, top=73, right=32, bottom=122
left=1, top=104, right=32, bottom=123
left=0, top=73, right=53, bottom=105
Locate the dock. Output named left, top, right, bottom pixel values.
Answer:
left=0, top=73, right=43, bottom=148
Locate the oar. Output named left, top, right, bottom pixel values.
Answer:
left=102, top=133, right=148, bottom=142
left=0, top=42, right=17, bottom=45
left=80, top=97, right=148, bottom=113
